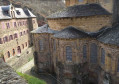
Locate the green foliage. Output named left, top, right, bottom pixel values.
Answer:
left=17, top=72, right=46, bottom=84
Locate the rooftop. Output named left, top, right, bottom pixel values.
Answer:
left=54, top=26, right=90, bottom=39
left=47, top=4, right=111, bottom=19
left=97, top=24, right=119, bottom=46
left=0, top=4, right=36, bottom=20
left=31, top=24, right=57, bottom=34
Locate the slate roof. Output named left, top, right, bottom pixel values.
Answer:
left=97, top=24, right=119, bottom=46
left=23, top=8, right=36, bottom=18
left=0, top=5, right=11, bottom=19
left=54, top=26, right=90, bottom=39
left=31, top=24, right=57, bottom=34
left=0, top=4, right=36, bottom=20
left=87, top=27, right=111, bottom=38
left=47, top=4, right=111, bottom=19
left=15, top=8, right=28, bottom=18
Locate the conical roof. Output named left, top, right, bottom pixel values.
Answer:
left=98, top=24, right=119, bottom=46
left=31, top=24, right=57, bottom=34
left=54, top=26, right=90, bottom=39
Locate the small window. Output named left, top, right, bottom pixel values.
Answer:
left=16, top=10, right=21, bottom=15
left=20, top=32, right=22, bottom=36
left=0, top=38, right=3, bottom=44
left=4, top=10, right=9, bottom=15
left=53, top=40, right=56, bottom=51
left=6, top=23, right=10, bottom=29
left=83, top=45, right=87, bottom=59
left=90, top=43, right=98, bottom=63
left=39, top=40, right=44, bottom=51
left=101, top=48, right=105, bottom=65
left=24, top=31, right=26, bottom=35
left=13, top=49, right=15, bottom=56
left=26, top=42, right=27, bottom=47
left=8, top=51, right=10, bottom=58
left=20, top=22, right=22, bottom=26
left=3, top=36, right=8, bottom=43
left=14, top=33, right=18, bottom=38
left=14, top=22, right=17, bottom=27
left=22, top=44, right=24, bottom=49
left=9, top=35, right=13, bottom=41
left=66, top=46, right=72, bottom=61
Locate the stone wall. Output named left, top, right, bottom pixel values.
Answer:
left=48, top=15, right=112, bottom=32
left=52, top=38, right=119, bottom=84
left=6, top=47, right=34, bottom=70
left=0, top=17, right=38, bottom=61
left=32, top=33, right=53, bottom=73
left=65, top=0, right=113, bottom=13
left=0, top=58, right=27, bottom=84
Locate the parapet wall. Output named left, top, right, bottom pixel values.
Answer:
left=0, top=58, right=27, bottom=84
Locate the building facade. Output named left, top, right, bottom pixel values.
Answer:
left=0, top=4, right=38, bottom=62
left=32, top=0, right=119, bottom=84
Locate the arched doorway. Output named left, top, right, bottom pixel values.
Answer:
left=8, top=51, right=10, bottom=58
left=17, top=46, right=21, bottom=54
left=13, top=49, right=15, bottom=56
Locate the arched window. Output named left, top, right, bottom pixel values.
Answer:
left=22, top=44, right=24, bottom=49
left=53, top=40, right=56, bottom=51
left=83, top=45, right=87, bottom=59
left=117, top=58, right=119, bottom=72
left=26, top=42, right=27, bottom=47
left=90, top=43, right=98, bottom=63
left=13, top=49, right=15, bottom=56
left=9, top=35, right=13, bottom=41
left=0, top=38, right=3, bottom=44
left=8, top=51, right=10, bottom=58
left=101, top=48, right=105, bottom=65
left=66, top=46, right=72, bottom=61
left=39, top=40, right=44, bottom=51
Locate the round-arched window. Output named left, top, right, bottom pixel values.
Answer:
left=66, top=46, right=72, bottom=61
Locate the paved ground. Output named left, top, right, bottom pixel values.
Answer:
left=17, top=59, right=34, bottom=73
left=17, top=59, right=58, bottom=84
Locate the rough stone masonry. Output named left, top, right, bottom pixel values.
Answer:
left=0, top=58, right=27, bottom=84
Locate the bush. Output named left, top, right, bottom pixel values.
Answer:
left=17, top=72, right=46, bottom=84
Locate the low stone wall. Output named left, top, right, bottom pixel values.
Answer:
left=6, top=47, right=34, bottom=70
left=0, top=58, right=27, bottom=84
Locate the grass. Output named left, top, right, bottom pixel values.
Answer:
left=17, top=72, right=46, bottom=84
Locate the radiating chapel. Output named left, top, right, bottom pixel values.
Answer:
left=32, top=0, right=119, bottom=84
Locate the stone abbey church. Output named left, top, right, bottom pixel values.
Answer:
left=0, top=4, right=38, bottom=61
left=32, top=0, right=119, bottom=84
